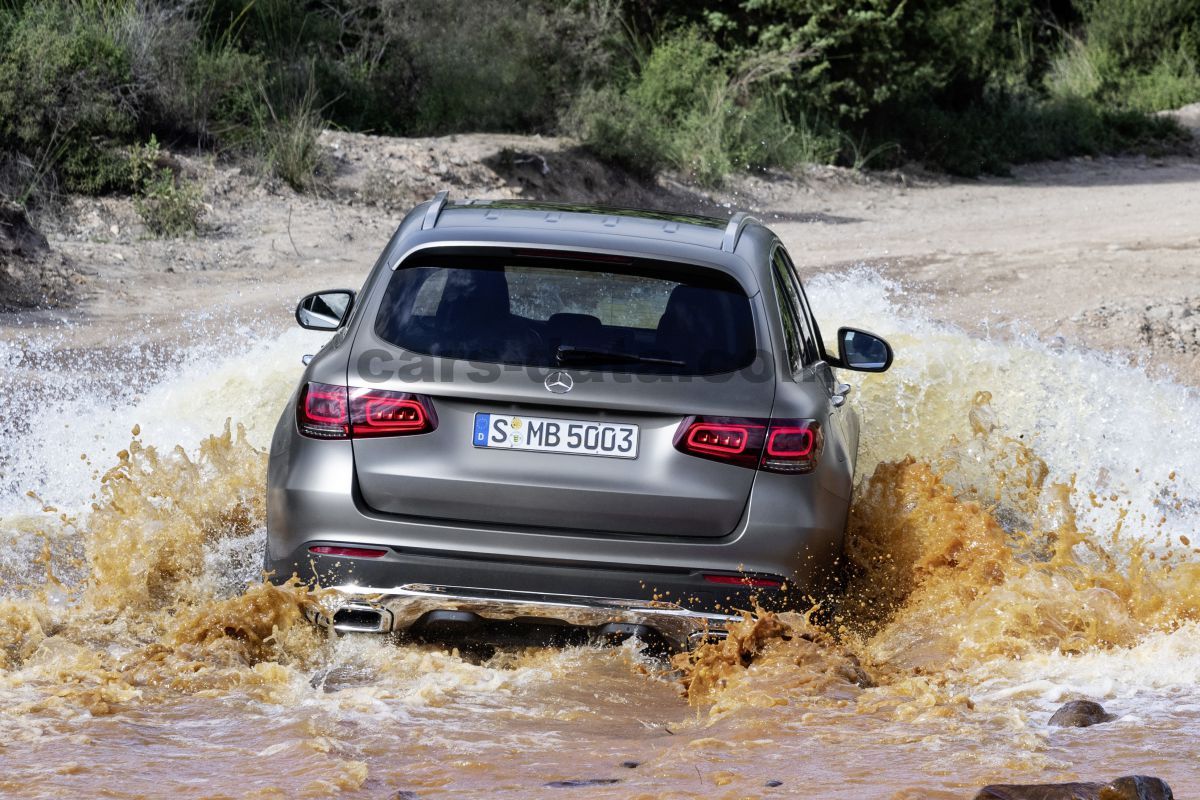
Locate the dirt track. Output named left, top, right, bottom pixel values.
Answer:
left=774, top=155, right=1200, bottom=382
left=4, top=130, right=1198, bottom=383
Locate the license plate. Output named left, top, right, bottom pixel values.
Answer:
left=472, top=413, right=639, bottom=459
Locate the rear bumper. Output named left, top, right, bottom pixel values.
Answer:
left=307, top=582, right=741, bottom=650
left=269, top=546, right=794, bottom=618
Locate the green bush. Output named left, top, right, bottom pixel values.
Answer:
left=194, top=0, right=617, bottom=137
left=129, top=136, right=204, bottom=237
left=1082, top=0, right=1200, bottom=68
left=567, top=87, right=670, bottom=178
left=1123, top=52, right=1200, bottom=111
left=1047, top=0, right=1200, bottom=111
left=568, top=29, right=839, bottom=185
left=728, top=98, right=842, bottom=172
left=258, top=90, right=329, bottom=193
left=0, top=2, right=137, bottom=195
left=1, top=0, right=1194, bottom=200
left=687, top=0, right=1060, bottom=122
left=0, top=1, right=271, bottom=204
left=884, top=94, right=1189, bottom=175
left=104, top=3, right=267, bottom=148
left=155, top=45, right=266, bottom=147
left=385, top=0, right=618, bottom=135
left=566, top=31, right=725, bottom=180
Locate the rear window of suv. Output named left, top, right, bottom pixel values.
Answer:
left=374, top=253, right=756, bottom=375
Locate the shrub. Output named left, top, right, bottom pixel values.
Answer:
left=102, top=2, right=268, bottom=147
left=1050, top=40, right=1200, bottom=112
left=390, top=0, right=619, bottom=135
left=1, top=0, right=1192, bottom=198
left=1047, top=0, right=1200, bottom=111
left=567, top=87, right=670, bottom=177
left=194, top=0, right=618, bottom=137
left=596, top=0, right=1192, bottom=179
left=883, top=94, right=1189, bottom=176
left=1082, top=0, right=1200, bottom=68
left=1123, top=51, right=1200, bottom=111
left=256, top=85, right=329, bottom=193
left=0, top=1, right=269, bottom=203
left=157, top=44, right=267, bottom=147
left=687, top=0, right=1060, bottom=123
left=129, top=136, right=204, bottom=237
left=0, top=2, right=137, bottom=195
left=727, top=98, right=841, bottom=172
left=568, top=29, right=839, bottom=184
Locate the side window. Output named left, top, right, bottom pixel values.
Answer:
left=794, top=280, right=827, bottom=360
left=772, top=268, right=804, bottom=372
left=772, top=248, right=818, bottom=365
left=774, top=248, right=823, bottom=361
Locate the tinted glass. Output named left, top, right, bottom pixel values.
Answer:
left=772, top=252, right=817, bottom=365
left=772, top=269, right=804, bottom=372
left=374, top=255, right=756, bottom=375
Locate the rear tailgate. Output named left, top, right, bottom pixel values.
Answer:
left=347, top=249, right=773, bottom=538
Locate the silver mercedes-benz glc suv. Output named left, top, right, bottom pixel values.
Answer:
left=266, top=192, right=892, bottom=651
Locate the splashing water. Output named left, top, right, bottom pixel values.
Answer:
left=0, top=270, right=1197, bottom=798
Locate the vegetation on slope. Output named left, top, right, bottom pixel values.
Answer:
left=0, top=0, right=1195, bottom=221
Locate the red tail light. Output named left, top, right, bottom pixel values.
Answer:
left=674, top=416, right=822, bottom=473
left=676, top=418, right=765, bottom=468
left=298, top=383, right=350, bottom=438
left=351, top=389, right=436, bottom=437
left=298, top=383, right=438, bottom=439
left=309, top=545, right=387, bottom=558
left=762, top=422, right=822, bottom=473
left=703, top=573, right=785, bottom=589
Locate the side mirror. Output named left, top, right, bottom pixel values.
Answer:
left=836, top=327, right=893, bottom=372
left=296, top=290, right=354, bottom=331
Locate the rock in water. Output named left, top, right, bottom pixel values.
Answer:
left=1049, top=700, right=1117, bottom=727
left=1099, top=776, right=1174, bottom=800
left=974, top=777, right=1173, bottom=800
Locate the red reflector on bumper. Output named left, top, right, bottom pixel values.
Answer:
left=309, top=545, right=388, bottom=559
left=703, top=574, right=784, bottom=589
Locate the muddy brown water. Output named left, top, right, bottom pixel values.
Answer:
left=1, top=272, right=1197, bottom=799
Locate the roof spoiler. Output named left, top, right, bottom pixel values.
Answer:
left=421, top=190, right=450, bottom=230
left=720, top=212, right=759, bottom=253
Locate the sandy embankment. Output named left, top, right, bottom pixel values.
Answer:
left=3, top=128, right=1197, bottom=384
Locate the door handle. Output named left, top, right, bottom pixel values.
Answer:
left=831, top=383, right=851, bottom=407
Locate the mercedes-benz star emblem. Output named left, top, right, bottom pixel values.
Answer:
left=544, top=371, right=574, bottom=394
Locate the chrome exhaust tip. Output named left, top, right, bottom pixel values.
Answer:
left=333, top=604, right=393, bottom=633
left=308, top=602, right=394, bottom=634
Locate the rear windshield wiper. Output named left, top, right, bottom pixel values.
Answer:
left=556, top=345, right=686, bottom=367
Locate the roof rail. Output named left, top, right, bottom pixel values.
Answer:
left=421, top=190, right=450, bottom=230
left=720, top=212, right=758, bottom=253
